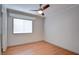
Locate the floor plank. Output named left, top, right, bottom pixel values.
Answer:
left=5, top=41, right=76, bottom=55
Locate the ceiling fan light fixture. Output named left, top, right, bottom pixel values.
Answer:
left=38, top=10, right=43, bottom=15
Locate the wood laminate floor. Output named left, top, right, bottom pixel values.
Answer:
left=5, top=41, right=76, bottom=55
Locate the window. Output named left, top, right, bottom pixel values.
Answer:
left=13, top=18, right=32, bottom=33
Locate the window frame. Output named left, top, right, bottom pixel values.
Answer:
left=12, top=17, right=33, bottom=34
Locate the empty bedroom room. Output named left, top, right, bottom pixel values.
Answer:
left=0, top=4, right=79, bottom=55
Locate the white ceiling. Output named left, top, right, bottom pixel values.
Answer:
left=3, top=4, right=39, bottom=14
left=4, top=4, right=39, bottom=10
left=3, top=4, right=79, bottom=15
left=44, top=4, right=79, bottom=15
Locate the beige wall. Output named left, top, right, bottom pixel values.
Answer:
left=44, top=4, right=79, bottom=53
left=7, top=10, right=44, bottom=46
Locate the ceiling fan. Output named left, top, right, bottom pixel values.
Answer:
left=31, top=4, right=50, bottom=16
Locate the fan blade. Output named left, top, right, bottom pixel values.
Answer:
left=42, top=4, right=50, bottom=10
left=30, top=10, right=39, bottom=11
